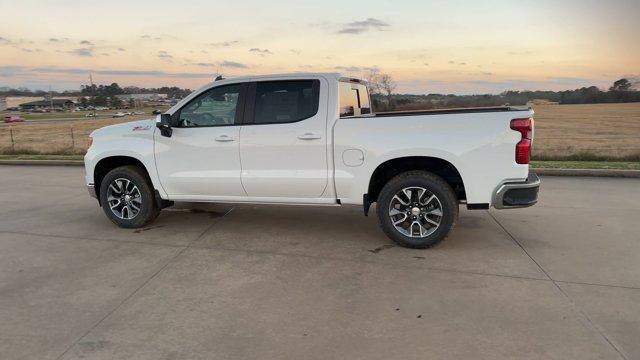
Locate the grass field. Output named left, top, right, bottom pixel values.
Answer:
left=17, top=107, right=163, bottom=122
left=0, top=107, right=167, bottom=154
left=1, top=103, right=639, bottom=162
left=531, top=103, right=640, bottom=161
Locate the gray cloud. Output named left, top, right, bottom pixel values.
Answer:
left=0, top=37, right=11, bottom=44
left=1, top=66, right=215, bottom=79
left=79, top=40, right=94, bottom=46
left=194, top=61, right=249, bottom=69
left=219, top=60, right=248, bottom=69
left=208, top=40, right=239, bottom=47
left=338, top=18, right=389, bottom=34
left=117, top=48, right=126, bottom=51
left=249, top=48, right=273, bottom=56
left=290, top=49, right=301, bottom=55
left=157, top=50, right=173, bottom=60
left=334, top=65, right=379, bottom=73
left=346, top=18, right=389, bottom=29
left=68, top=48, right=93, bottom=56
left=337, top=28, right=366, bottom=34
left=141, top=34, right=173, bottom=41
left=49, top=38, right=60, bottom=42
left=140, top=35, right=155, bottom=40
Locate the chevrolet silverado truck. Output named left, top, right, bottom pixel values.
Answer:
left=85, top=73, right=539, bottom=248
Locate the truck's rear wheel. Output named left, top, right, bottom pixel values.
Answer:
left=99, top=165, right=160, bottom=228
left=376, top=171, right=458, bottom=248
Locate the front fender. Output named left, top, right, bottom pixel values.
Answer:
left=84, top=128, right=167, bottom=199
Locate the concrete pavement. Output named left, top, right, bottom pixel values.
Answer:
left=0, top=166, right=638, bottom=359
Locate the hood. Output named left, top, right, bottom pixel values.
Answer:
left=90, top=118, right=156, bottom=138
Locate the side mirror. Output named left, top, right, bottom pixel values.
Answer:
left=156, top=113, right=173, bottom=137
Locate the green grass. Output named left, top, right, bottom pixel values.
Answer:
left=532, top=151, right=640, bottom=162
left=531, top=161, right=640, bottom=170
left=0, top=154, right=84, bottom=161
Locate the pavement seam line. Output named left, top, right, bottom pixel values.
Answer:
left=8, top=227, right=637, bottom=291
left=0, top=230, right=185, bottom=249
left=488, top=211, right=629, bottom=360
left=53, top=207, right=234, bottom=360
left=188, top=242, right=551, bottom=283
left=4, top=225, right=640, bottom=291
left=553, top=280, right=640, bottom=291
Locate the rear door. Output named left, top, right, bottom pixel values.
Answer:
left=239, top=79, right=328, bottom=198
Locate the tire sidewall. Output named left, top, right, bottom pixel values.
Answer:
left=377, top=172, right=457, bottom=248
left=99, top=167, right=156, bottom=228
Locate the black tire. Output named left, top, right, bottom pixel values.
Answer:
left=376, top=171, right=458, bottom=249
left=99, top=165, right=160, bottom=228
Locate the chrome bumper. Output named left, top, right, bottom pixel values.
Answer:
left=492, top=173, right=540, bottom=209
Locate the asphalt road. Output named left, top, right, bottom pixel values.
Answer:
left=1, top=166, right=639, bottom=360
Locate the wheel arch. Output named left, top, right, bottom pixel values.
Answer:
left=367, top=156, right=466, bottom=207
left=93, top=156, right=154, bottom=204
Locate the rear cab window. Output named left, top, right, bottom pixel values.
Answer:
left=339, top=81, right=371, bottom=118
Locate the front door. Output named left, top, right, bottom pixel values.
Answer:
left=154, top=83, right=246, bottom=198
left=239, top=79, right=328, bottom=198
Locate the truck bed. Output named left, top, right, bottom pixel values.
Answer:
left=375, top=106, right=528, bottom=117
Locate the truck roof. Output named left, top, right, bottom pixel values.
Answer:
left=200, top=72, right=361, bottom=89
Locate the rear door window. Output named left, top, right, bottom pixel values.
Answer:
left=253, top=80, right=320, bottom=124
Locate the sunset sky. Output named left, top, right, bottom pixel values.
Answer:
left=1, top=0, right=638, bottom=94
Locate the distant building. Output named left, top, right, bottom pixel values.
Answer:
left=115, top=93, right=169, bottom=108
left=0, top=97, right=6, bottom=111
left=19, top=99, right=76, bottom=111
left=4, top=96, right=44, bottom=108
left=115, top=93, right=168, bottom=101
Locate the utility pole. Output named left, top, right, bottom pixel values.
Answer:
left=89, top=73, right=96, bottom=117
left=48, top=85, right=54, bottom=112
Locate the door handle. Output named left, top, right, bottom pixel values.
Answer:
left=298, top=133, right=321, bottom=140
left=215, top=135, right=235, bottom=142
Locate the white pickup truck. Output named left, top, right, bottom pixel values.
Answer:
left=85, top=73, right=539, bottom=248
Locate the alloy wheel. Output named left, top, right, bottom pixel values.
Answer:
left=106, top=178, right=142, bottom=220
left=388, top=186, right=443, bottom=237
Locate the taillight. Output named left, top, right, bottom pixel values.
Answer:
left=510, top=118, right=533, bottom=164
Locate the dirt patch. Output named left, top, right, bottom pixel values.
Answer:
left=368, top=244, right=395, bottom=253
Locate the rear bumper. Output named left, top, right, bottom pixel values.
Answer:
left=492, top=173, right=540, bottom=209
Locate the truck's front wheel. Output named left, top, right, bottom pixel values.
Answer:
left=99, top=165, right=160, bottom=228
left=376, top=171, right=458, bottom=248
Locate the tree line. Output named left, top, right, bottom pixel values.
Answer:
left=77, top=83, right=192, bottom=108
left=2, top=77, right=639, bottom=110
left=368, top=76, right=640, bottom=111
left=0, top=83, right=192, bottom=99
